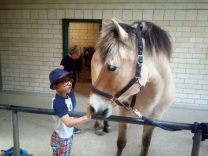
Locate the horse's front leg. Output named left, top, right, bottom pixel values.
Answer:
left=116, top=122, right=128, bottom=156
left=103, top=120, right=112, bottom=133
left=94, top=120, right=112, bottom=136
left=94, top=120, right=105, bottom=136
left=140, top=125, right=155, bottom=156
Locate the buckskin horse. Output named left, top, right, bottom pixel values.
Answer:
left=90, top=19, right=175, bottom=156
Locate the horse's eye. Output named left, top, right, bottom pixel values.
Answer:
left=107, top=65, right=117, bottom=71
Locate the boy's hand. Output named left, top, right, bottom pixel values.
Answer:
left=86, top=100, right=92, bottom=119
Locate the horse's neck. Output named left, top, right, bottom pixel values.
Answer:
left=133, top=58, right=173, bottom=117
left=142, top=54, right=172, bottom=99
left=147, top=53, right=171, bottom=83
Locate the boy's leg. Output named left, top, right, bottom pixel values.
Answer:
left=51, top=131, right=73, bottom=156
left=62, top=135, right=73, bottom=156
left=50, top=131, right=61, bottom=156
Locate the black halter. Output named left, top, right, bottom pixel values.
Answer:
left=91, top=27, right=144, bottom=111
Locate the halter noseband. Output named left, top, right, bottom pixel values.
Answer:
left=91, top=27, right=144, bottom=111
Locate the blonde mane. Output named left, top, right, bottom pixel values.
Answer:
left=96, top=21, right=172, bottom=65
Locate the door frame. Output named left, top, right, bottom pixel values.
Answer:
left=62, top=19, right=102, bottom=57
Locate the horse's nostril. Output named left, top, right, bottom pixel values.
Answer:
left=102, top=109, right=109, bottom=118
left=90, top=106, right=95, bottom=113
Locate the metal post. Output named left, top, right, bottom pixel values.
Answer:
left=191, top=131, right=202, bottom=156
left=12, top=110, right=20, bottom=156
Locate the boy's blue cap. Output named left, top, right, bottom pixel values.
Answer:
left=49, top=68, right=73, bottom=90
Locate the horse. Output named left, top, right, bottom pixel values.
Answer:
left=83, top=46, right=95, bottom=73
left=89, top=19, right=175, bottom=156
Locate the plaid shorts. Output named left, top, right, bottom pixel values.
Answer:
left=50, top=131, right=73, bottom=156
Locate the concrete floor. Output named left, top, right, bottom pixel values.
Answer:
left=0, top=82, right=208, bottom=156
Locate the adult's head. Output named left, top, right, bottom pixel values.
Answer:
left=69, top=45, right=83, bottom=60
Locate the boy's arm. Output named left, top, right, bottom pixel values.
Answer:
left=61, top=114, right=90, bottom=128
left=61, top=101, right=92, bottom=128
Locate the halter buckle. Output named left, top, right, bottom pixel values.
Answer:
left=110, top=96, right=118, bottom=102
left=138, top=55, right=144, bottom=66
left=132, top=109, right=142, bottom=118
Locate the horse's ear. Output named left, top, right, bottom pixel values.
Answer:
left=103, top=22, right=108, bottom=29
left=139, top=22, right=148, bottom=35
left=111, top=18, right=128, bottom=43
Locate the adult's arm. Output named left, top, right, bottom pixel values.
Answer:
left=59, top=65, right=64, bottom=69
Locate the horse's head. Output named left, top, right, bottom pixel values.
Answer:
left=89, top=19, right=172, bottom=118
left=89, top=19, right=146, bottom=118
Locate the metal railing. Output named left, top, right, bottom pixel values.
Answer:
left=0, top=104, right=205, bottom=156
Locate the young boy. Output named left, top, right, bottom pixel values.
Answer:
left=59, top=45, right=83, bottom=134
left=49, top=68, right=92, bottom=156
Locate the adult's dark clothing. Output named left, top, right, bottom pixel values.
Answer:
left=60, top=55, right=76, bottom=88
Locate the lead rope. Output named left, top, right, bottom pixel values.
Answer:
left=132, top=109, right=208, bottom=141
left=192, top=122, right=208, bottom=141
left=132, top=109, right=179, bottom=131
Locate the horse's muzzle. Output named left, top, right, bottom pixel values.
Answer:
left=90, top=105, right=110, bottom=118
left=89, top=94, right=113, bottom=118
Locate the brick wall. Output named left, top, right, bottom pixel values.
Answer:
left=69, top=22, right=99, bottom=47
left=0, top=4, right=207, bottom=109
